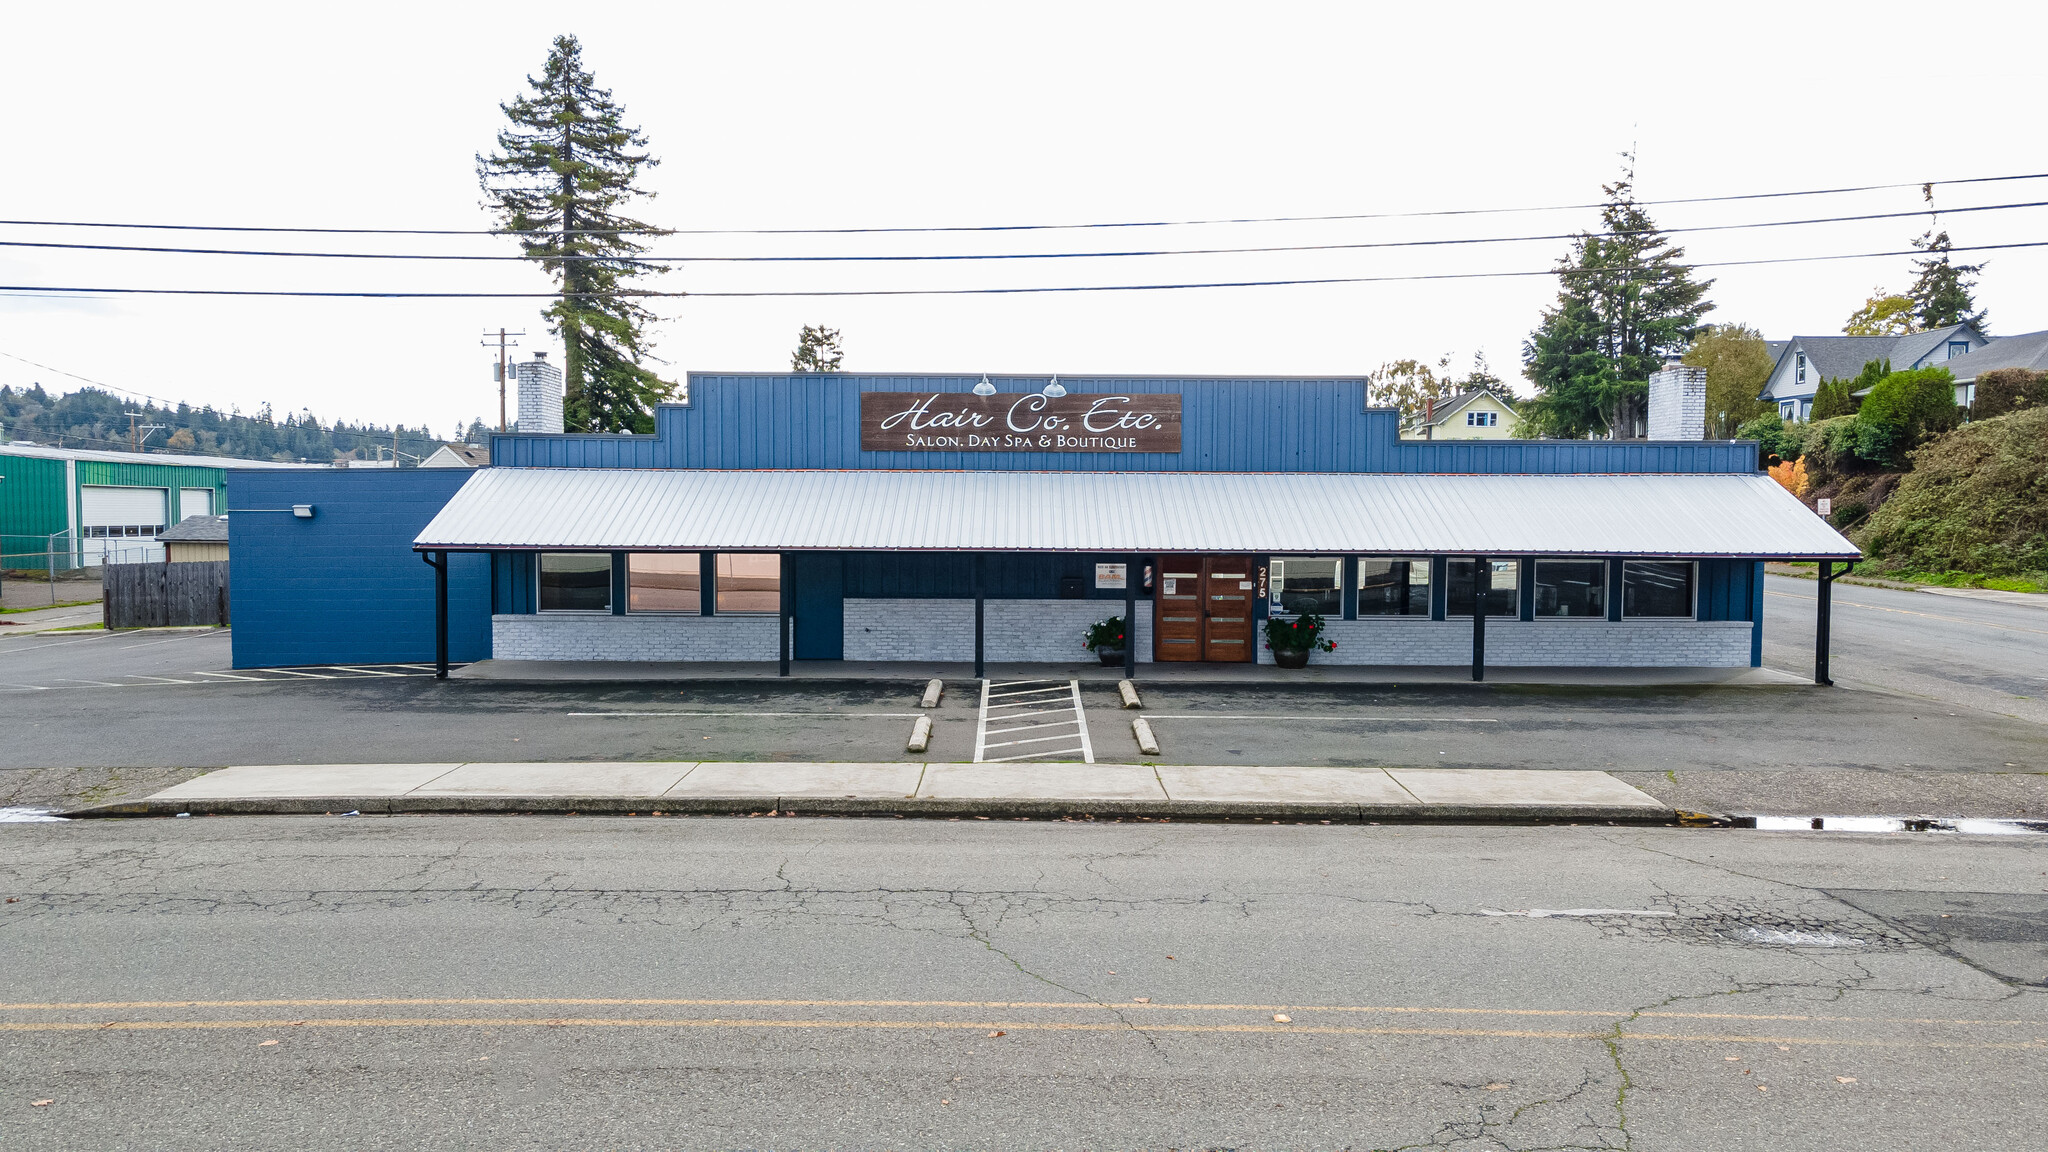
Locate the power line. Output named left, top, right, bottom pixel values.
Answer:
left=2, top=172, right=2044, bottom=238
left=1, top=240, right=2040, bottom=300
left=4, top=200, right=2041, bottom=265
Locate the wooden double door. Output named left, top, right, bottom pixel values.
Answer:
left=1153, top=554, right=1257, bottom=662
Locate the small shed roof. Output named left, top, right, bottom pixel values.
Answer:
left=158, top=514, right=229, bottom=543
left=415, top=468, right=1858, bottom=559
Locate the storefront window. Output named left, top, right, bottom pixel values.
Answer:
left=1357, top=557, right=1430, bottom=616
left=1623, top=561, right=1694, bottom=618
left=1446, top=559, right=1518, bottom=617
left=538, top=553, right=612, bottom=612
left=1534, top=559, right=1607, bottom=618
left=715, top=553, right=781, bottom=614
left=1269, top=556, right=1341, bottom=616
left=627, top=553, right=700, bottom=613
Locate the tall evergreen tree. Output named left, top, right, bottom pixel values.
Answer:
left=479, top=35, right=674, bottom=433
left=791, top=325, right=845, bottom=372
left=1908, top=185, right=1988, bottom=332
left=1519, top=160, right=1715, bottom=438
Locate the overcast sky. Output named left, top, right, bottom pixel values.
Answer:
left=3, top=1, right=2043, bottom=441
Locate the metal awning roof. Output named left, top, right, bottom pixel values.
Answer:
left=414, top=468, right=1860, bottom=558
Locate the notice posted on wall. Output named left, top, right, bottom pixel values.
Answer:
left=1095, top=563, right=1127, bottom=590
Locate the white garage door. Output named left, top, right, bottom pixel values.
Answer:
left=179, top=487, right=214, bottom=519
left=82, top=485, right=167, bottom=529
left=81, top=486, right=168, bottom=564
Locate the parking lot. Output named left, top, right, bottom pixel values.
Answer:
left=4, top=576, right=2045, bottom=815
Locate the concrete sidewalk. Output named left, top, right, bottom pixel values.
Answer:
left=455, top=658, right=1806, bottom=688
left=73, top=761, right=1675, bottom=822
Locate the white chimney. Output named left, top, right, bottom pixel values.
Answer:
left=1647, top=361, right=1707, bottom=440
left=514, top=351, right=564, bottom=434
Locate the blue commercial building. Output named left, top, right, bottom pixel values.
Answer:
left=228, top=373, right=1858, bottom=679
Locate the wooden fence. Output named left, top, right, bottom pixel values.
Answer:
left=103, top=560, right=230, bottom=629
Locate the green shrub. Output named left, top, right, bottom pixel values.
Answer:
left=1810, top=377, right=1858, bottom=420
left=1973, top=368, right=2048, bottom=418
left=1857, top=407, right=2048, bottom=576
left=1796, top=415, right=1866, bottom=482
left=1854, top=367, right=1959, bottom=467
left=1736, top=411, right=1798, bottom=465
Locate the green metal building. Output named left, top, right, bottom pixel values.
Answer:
left=0, top=443, right=313, bottom=570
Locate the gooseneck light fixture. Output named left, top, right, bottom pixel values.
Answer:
left=973, top=374, right=996, bottom=396
left=1041, top=375, right=1066, bottom=398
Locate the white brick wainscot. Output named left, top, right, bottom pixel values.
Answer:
left=1257, top=618, right=1753, bottom=667
left=843, top=599, right=1153, bottom=663
left=493, top=614, right=780, bottom=661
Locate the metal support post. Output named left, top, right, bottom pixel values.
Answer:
left=1124, top=554, right=1138, bottom=679
left=1471, top=556, right=1488, bottom=682
left=1815, top=559, right=1836, bottom=686
left=778, top=572, right=791, bottom=678
left=974, top=554, right=986, bottom=680
left=423, top=551, right=449, bottom=680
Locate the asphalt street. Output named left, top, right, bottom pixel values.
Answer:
left=1760, top=575, right=2048, bottom=726
left=3, top=816, right=2044, bottom=1150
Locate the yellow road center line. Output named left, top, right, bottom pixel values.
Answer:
left=0, top=1016, right=2039, bottom=1049
left=0, top=997, right=2030, bottom=1028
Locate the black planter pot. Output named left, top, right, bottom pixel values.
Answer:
left=1271, top=647, right=1311, bottom=669
left=1095, top=648, right=1127, bottom=666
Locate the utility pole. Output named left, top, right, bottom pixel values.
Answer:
left=122, top=412, right=163, bottom=452
left=481, top=329, right=525, bottom=432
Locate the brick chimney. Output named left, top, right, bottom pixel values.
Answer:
left=513, top=351, right=564, bottom=434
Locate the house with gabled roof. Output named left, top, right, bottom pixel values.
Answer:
left=1398, top=389, right=1519, bottom=440
left=1938, top=330, right=2048, bottom=407
left=1758, top=323, right=1989, bottom=420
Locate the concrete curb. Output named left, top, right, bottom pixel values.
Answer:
left=65, top=794, right=1678, bottom=823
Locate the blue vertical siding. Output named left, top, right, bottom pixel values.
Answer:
left=228, top=471, right=490, bottom=668
left=487, top=374, right=1759, bottom=475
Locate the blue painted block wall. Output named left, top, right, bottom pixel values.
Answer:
left=228, top=470, right=491, bottom=669
left=490, top=374, right=1759, bottom=475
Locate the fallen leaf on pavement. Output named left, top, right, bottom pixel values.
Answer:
left=1484, top=1083, right=1508, bottom=1091
left=1836, top=1077, right=1857, bottom=1084
left=1724, top=1056, right=1739, bottom=1062
left=1272, top=1014, right=1291, bottom=1023
left=940, top=1099, right=951, bottom=1106
left=32, top=1100, right=53, bottom=1107
left=1133, top=997, right=1150, bottom=1003
left=987, top=1031, right=1005, bottom=1038
left=1757, top=1085, right=1768, bottom=1092
left=258, top=1040, right=278, bottom=1047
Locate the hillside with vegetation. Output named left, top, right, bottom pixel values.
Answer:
left=0, top=385, right=486, bottom=465
left=1742, top=366, right=2048, bottom=589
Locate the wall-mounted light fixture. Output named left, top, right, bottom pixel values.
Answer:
left=1041, top=376, right=1066, bottom=398
left=972, top=374, right=996, bottom=397
left=292, top=505, right=315, bottom=519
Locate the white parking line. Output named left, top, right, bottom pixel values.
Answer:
left=1139, top=714, right=1499, bottom=722
left=52, top=678, right=125, bottom=687
left=567, top=711, right=921, bottom=718
left=974, top=678, right=1093, bottom=764
left=328, top=666, right=407, bottom=677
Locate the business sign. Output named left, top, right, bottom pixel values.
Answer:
left=1095, top=563, right=1127, bottom=590
left=860, top=392, right=1182, bottom=453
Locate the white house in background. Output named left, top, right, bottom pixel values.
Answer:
left=1758, top=323, right=1990, bottom=420
left=420, top=442, right=491, bottom=469
left=1398, top=389, right=1519, bottom=440
left=1938, top=330, right=2048, bottom=407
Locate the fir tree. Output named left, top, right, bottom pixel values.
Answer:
left=1520, top=158, right=1715, bottom=438
left=791, top=325, right=845, bottom=372
left=1908, top=184, right=1987, bottom=332
left=478, top=35, right=674, bottom=433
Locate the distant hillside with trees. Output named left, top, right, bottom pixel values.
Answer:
left=0, top=385, right=487, bottom=465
